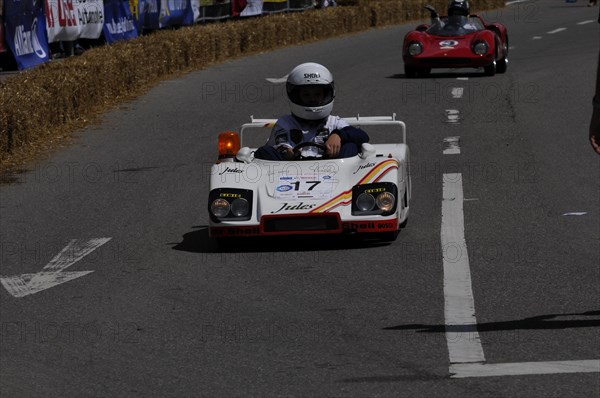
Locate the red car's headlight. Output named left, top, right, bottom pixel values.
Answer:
left=473, top=41, right=488, bottom=55
left=407, top=42, right=423, bottom=56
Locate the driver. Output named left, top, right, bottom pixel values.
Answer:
left=425, top=0, right=478, bottom=30
left=254, top=62, right=369, bottom=160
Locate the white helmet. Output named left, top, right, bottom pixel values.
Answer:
left=286, top=62, right=335, bottom=121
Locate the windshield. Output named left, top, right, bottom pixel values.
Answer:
left=427, top=16, right=484, bottom=37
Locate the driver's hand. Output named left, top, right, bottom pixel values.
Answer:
left=280, top=147, right=295, bottom=160
left=425, top=4, right=438, bottom=17
left=325, top=132, right=341, bottom=158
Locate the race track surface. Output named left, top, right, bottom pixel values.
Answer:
left=1, top=1, right=599, bottom=396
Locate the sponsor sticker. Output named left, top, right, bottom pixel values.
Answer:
left=274, top=175, right=336, bottom=200
left=440, top=40, right=459, bottom=49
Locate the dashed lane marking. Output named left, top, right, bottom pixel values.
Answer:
left=451, top=88, right=464, bottom=99
left=443, top=137, right=461, bottom=155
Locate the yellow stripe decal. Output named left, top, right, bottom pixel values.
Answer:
left=310, top=160, right=399, bottom=213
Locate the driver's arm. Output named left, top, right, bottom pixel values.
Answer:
left=326, top=126, right=369, bottom=157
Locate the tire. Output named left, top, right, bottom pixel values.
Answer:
left=378, top=230, right=399, bottom=242
left=405, top=65, right=418, bottom=78
left=496, top=37, right=509, bottom=74
left=399, top=217, right=408, bottom=229
left=484, top=61, right=496, bottom=76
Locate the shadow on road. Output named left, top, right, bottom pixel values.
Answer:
left=171, top=226, right=395, bottom=254
left=383, top=311, right=600, bottom=333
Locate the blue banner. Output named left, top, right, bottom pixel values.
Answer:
left=139, top=0, right=161, bottom=30
left=161, top=0, right=194, bottom=27
left=103, top=0, right=139, bottom=43
left=4, top=0, right=49, bottom=70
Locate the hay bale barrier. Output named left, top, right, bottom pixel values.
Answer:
left=0, top=0, right=505, bottom=177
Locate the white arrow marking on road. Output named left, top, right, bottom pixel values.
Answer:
left=0, top=238, right=111, bottom=298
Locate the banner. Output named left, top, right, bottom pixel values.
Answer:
left=235, top=0, right=263, bottom=17
left=44, top=0, right=104, bottom=43
left=103, top=0, right=138, bottom=43
left=200, top=0, right=231, bottom=20
left=161, top=0, right=194, bottom=27
left=4, top=0, right=49, bottom=70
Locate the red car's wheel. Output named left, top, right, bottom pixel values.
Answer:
left=484, top=60, right=496, bottom=76
left=497, top=36, right=509, bottom=74
left=405, top=65, right=418, bottom=78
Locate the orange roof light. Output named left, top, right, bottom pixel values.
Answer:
left=218, top=131, right=241, bottom=160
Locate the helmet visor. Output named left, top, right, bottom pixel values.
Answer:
left=287, top=84, right=334, bottom=107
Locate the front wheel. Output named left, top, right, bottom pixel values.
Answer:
left=496, top=37, right=509, bottom=74
left=405, top=65, right=418, bottom=78
left=484, top=61, right=496, bottom=76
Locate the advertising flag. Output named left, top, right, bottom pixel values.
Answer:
left=44, top=0, right=104, bottom=43
left=103, top=0, right=138, bottom=43
left=4, top=0, right=50, bottom=70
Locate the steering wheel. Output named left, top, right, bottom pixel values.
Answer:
left=292, top=142, right=328, bottom=159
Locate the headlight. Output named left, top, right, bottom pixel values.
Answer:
left=376, top=192, right=395, bottom=212
left=473, top=41, right=488, bottom=55
left=352, top=182, right=398, bottom=216
left=231, top=198, right=250, bottom=217
left=211, top=199, right=230, bottom=218
left=356, top=193, right=376, bottom=212
left=208, top=188, right=253, bottom=221
left=408, top=42, right=423, bottom=56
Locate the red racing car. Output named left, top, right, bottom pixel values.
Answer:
left=402, top=14, right=508, bottom=77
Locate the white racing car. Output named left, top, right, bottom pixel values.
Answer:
left=207, top=115, right=411, bottom=242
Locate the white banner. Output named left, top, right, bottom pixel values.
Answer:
left=44, top=0, right=104, bottom=43
left=240, top=0, right=263, bottom=17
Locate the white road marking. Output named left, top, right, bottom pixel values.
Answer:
left=547, top=28, right=566, bottom=35
left=443, top=137, right=461, bottom=155
left=265, top=75, right=288, bottom=84
left=532, top=36, right=543, bottom=40
left=445, top=109, right=461, bottom=124
left=451, top=88, right=464, bottom=99
left=441, top=173, right=486, bottom=364
left=450, top=360, right=600, bottom=378
left=562, top=212, right=587, bottom=216
left=577, top=20, right=595, bottom=26
left=456, top=77, right=469, bottom=81
left=0, top=238, right=111, bottom=298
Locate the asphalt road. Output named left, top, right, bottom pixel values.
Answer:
left=1, top=1, right=599, bottom=396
